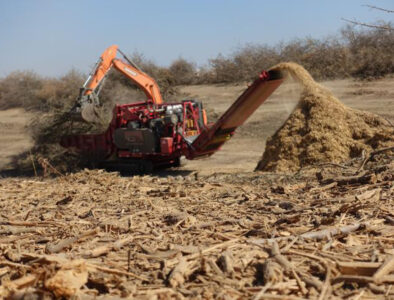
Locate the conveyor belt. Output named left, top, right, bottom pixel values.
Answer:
left=187, top=70, right=283, bottom=159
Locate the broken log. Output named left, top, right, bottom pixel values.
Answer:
left=373, top=255, right=394, bottom=283
left=83, top=236, right=133, bottom=258
left=45, top=228, right=98, bottom=254
left=320, top=172, right=376, bottom=186
left=337, top=261, right=381, bottom=276
left=251, top=223, right=363, bottom=245
left=168, top=257, right=189, bottom=288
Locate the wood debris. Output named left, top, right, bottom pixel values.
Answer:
left=0, top=153, right=392, bottom=298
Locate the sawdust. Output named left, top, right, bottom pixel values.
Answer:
left=256, top=62, right=394, bottom=172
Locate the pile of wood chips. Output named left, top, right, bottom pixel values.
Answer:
left=0, top=152, right=393, bottom=299
left=256, top=63, right=394, bottom=172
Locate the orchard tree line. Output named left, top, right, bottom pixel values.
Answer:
left=0, top=24, right=393, bottom=112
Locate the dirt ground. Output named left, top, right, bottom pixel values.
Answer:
left=0, top=108, right=33, bottom=170
left=0, top=78, right=393, bottom=299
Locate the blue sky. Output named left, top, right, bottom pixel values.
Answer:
left=0, top=0, right=392, bottom=76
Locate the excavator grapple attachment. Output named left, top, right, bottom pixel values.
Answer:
left=80, top=103, right=102, bottom=123
left=69, top=45, right=118, bottom=123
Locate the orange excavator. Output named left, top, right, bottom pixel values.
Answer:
left=62, top=45, right=283, bottom=172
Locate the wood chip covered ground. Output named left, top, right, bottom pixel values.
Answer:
left=0, top=151, right=393, bottom=299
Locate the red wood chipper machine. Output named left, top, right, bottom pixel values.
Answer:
left=61, top=45, right=283, bottom=172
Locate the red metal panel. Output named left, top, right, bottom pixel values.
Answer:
left=160, top=137, right=173, bottom=155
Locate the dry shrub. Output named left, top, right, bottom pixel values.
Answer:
left=0, top=71, right=43, bottom=110
left=12, top=110, right=108, bottom=174
left=129, top=52, right=177, bottom=99
left=36, top=70, right=85, bottom=111
left=342, top=23, right=394, bottom=79
left=0, top=70, right=84, bottom=112
left=0, top=71, right=102, bottom=173
left=207, top=54, right=238, bottom=83
left=7, top=71, right=107, bottom=173
left=208, top=40, right=348, bottom=83
left=233, top=44, right=281, bottom=81
left=194, top=66, right=216, bottom=84
left=206, top=24, right=393, bottom=83
left=255, top=62, right=394, bottom=172
left=208, top=45, right=281, bottom=83
left=100, top=71, right=145, bottom=105
left=169, top=58, right=196, bottom=85
left=279, top=38, right=349, bottom=79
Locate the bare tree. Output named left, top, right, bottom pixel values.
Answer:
left=342, top=4, right=393, bottom=31
left=341, top=19, right=393, bottom=31
left=364, top=5, right=394, bottom=14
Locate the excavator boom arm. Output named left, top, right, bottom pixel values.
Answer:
left=84, top=45, right=118, bottom=96
left=112, top=59, right=163, bottom=104
left=83, top=45, right=162, bottom=104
